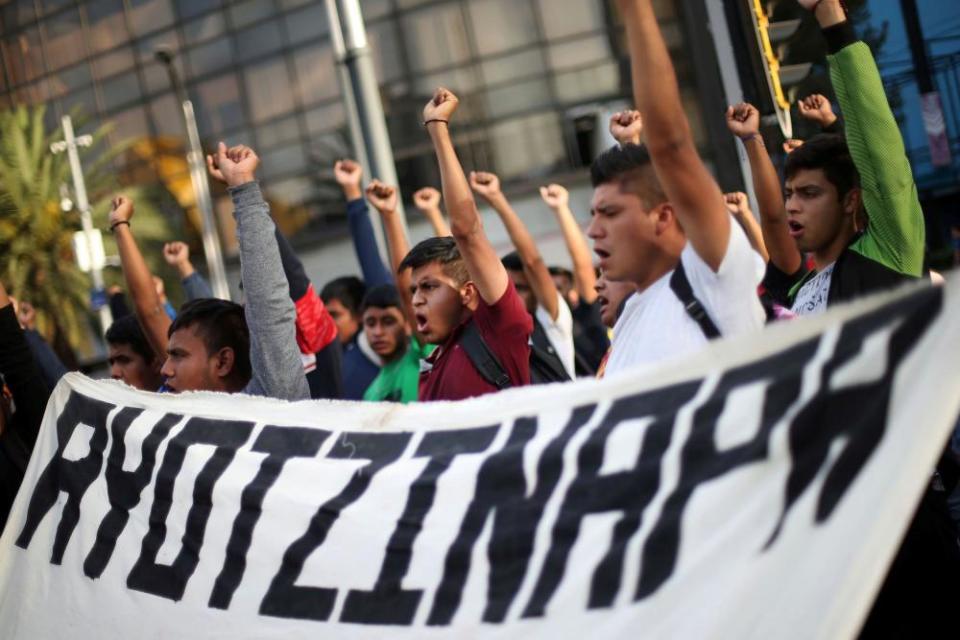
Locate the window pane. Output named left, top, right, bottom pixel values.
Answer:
left=109, top=104, right=150, bottom=142
left=101, top=70, right=141, bottom=111
left=94, top=48, right=136, bottom=80
left=0, top=1, right=36, bottom=31
left=402, top=5, right=470, bottom=73
left=149, top=91, right=182, bottom=135
left=483, top=77, right=552, bottom=119
left=4, top=28, right=45, bottom=85
left=45, top=63, right=93, bottom=98
left=182, top=13, right=225, bottom=45
left=481, top=48, right=546, bottom=86
left=128, top=0, right=175, bottom=37
left=244, top=58, right=294, bottom=122
left=175, top=0, right=221, bottom=20
left=255, top=114, right=301, bottom=149
left=488, top=112, right=565, bottom=179
left=283, top=4, right=328, bottom=45
left=293, top=43, right=337, bottom=106
left=536, top=0, right=604, bottom=39
left=304, top=102, right=345, bottom=135
left=234, top=20, right=283, bottom=64
left=467, top=0, right=536, bottom=56
left=187, top=36, right=233, bottom=76
left=193, top=73, right=243, bottom=135
left=230, top=0, right=276, bottom=29
left=84, top=0, right=129, bottom=54
left=366, top=21, right=402, bottom=82
left=547, top=35, right=611, bottom=72
left=43, top=7, right=84, bottom=72
left=552, top=62, right=619, bottom=104
left=258, top=141, right=306, bottom=180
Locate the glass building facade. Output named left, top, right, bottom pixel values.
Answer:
left=0, top=0, right=720, bottom=252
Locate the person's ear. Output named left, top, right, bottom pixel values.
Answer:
left=212, top=347, right=236, bottom=379
left=650, top=202, right=675, bottom=235
left=844, top=188, right=864, bottom=231
left=460, top=281, right=479, bottom=310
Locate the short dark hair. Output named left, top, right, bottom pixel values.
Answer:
left=548, top=266, right=573, bottom=281
left=501, top=250, right=523, bottom=272
left=168, top=298, right=251, bottom=383
left=784, top=133, right=860, bottom=200
left=398, top=236, right=470, bottom=285
left=361, top=283, right=401, bottom=313
left=320, top=276, right=366, bottom=316
left=105, top=315, right=157, bottom=364
left=590, top=143, right=667, bottom=209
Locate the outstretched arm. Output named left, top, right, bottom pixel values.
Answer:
left=413, top=187, right=451, bottom=237
left=541, top=183, right=597, bottom=304
left=210, top=142, right=309, bottom=400
left=367, top=180, right=419, bottom=333
left=424, top=88, right=509, bottom=304
left=799, top=0, right=925, bottom=277
left=110, top=196, right=171, bottom=358
left=471, top=170, right=559, bottom=320
left=619, top=0, right=729, bottom=270
left=333, top=159, right=393, bottom=287
left=725, top=103, right=802, bottom=273
left=725, top=192, right=769, bottom=263
left=163, top=241, right=214, bottom=301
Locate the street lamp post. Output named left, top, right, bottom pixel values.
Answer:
left=155, top=47, right=232, bottom=300
left=50, top=115, right=113, bottom=337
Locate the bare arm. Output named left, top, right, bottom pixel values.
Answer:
left=541, top=183, right=597, bottom=304
left=367, top=180, right=419, bottom=332
left=424, top=88, right=509, bottom=304
left=725, top=103, right=802, bottom=273
left=619, top=0, right=729, bottom=270
left=109, top=196, right=171, bottom=357
left=725, top=192, right=770, bottom=263
left=413, top=187, right=451, bottom=237
left=471, top=171, right=559, bottom=320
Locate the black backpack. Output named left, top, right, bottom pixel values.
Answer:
left=459, top=318, right=571, bottom=390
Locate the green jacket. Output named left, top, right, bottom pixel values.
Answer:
left=828, top=36, right=925, bottom=277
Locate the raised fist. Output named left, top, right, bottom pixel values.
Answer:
left=725, top=103, right=761, bottom=138
left=333, top=159, right=363, bottom=188
left=110, top=195, right=135, bottom=226
left=365, top=179, right=398, bottom=214
left=208, top=142, right=258, bottom=187
left=724, top=192, right=751, bottom=219
left=798, top=94, right=837, bottom=128
left=423, top=87, right=459, bottom=124
left=163, top=241, right=190, bottom=267
left=539, top=184, right=569, bottom=210
left=469, top=171, right=501, bottom=199
left=783, top=138, right=805, bottom=154
left=609, top=110, right=643, bottom=145
left=413, top=187, right=441, bottom=212
left=17, top=301, right=36, bottom=331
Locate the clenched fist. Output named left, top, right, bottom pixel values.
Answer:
left=163, top=241, right=190, bottom=267
left=725, top=103, right=761, bottom=139
left=207, top=142, right=258, bottom=187
left=539, top=184, right=569, bottom=210
left=423, top=88, right=459, bottom=125
left=724, top=192, right=751, bottom=219
left=469, top=171, right=501, bottom=200
left=365, top=179, right=398, bottom=214
left=413, top=187, right=441, bottom=212
left=609, top=110, right=643, bottom=145
left=110, top=195, right=135, bottom=226
left=798, top=94, right=837, bottom=128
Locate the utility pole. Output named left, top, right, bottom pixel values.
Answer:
left=325, top=0, right=407, bottom=258
left=900, top=0, right=952, bottom=167
left=155, top=47, right=232, bottom=300
left=51, top=115, right=113, bottom=337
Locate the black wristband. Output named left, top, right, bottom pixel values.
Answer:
left=110, top=220, right=130, bottom=232
left=423, top=119, right=449, bottom=127
left=823, top=20, right=856, bottom=55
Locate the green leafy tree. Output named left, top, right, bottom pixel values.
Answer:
left=0, top=104, right=178, bottom=356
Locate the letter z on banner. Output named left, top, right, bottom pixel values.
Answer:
left=1, top=279, right=959, bottom=639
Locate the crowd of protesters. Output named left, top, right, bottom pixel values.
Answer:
left=1, top=0, right=958, bottom=634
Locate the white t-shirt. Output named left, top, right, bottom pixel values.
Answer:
left=535, top=290, right=576, bottom=379
left=790, top=263, right=835, bottom=316
left=604, top=222, right=766, bottom=376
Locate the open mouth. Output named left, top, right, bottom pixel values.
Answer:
left=594, top=248, right=610, bottom=259
left=597, top=294, right=609, bottom=310
left=415, top=313, right=428, bottom=333
left=787, top=220, right=804, bottom=238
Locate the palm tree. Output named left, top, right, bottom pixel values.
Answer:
left=0, top=104, right=177, bottom=357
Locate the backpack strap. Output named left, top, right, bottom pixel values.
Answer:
left=669, top=262, right=721, bottom=340
left=530, top=319, right=572, bottom=383
left=459, top=321, right=512, bottom=390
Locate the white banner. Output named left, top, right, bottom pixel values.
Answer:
left=2, top=279, right=959, bottom=639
